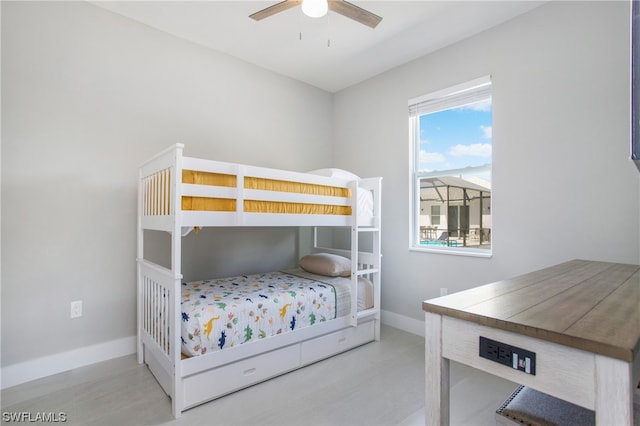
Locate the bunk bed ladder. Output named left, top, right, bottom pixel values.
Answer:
left=358, top=177, right=382, bottom=341
left=349, top=177, right=382, bottom=333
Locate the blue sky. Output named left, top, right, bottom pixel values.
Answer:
left=418, top=98, right=492, bottom=173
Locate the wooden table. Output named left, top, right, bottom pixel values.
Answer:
left=422, top=259, right=640, bottom=425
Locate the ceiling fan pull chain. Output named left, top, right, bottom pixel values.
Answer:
left=299, top=7, right=303, bottom=41
left=327, top=12, right=331, bottom=47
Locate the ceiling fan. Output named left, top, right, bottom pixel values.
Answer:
left=249, top=0, right=382, bottom=29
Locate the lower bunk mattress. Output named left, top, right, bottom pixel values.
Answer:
left=181, top=269, right=373, bottom=357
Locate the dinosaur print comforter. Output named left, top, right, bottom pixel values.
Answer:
left=181, top=271, right=339, bottom=357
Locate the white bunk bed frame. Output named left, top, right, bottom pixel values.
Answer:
left=137, top=144, right=382, bottom=417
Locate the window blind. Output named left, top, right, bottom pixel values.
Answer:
left=409, top=76, right=491, bottom=117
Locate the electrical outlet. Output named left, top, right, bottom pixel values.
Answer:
left=70, top=300, right=82, bottom=319
left=479, top=336, right=536, bottom=375
left=440, top=287, right=448, bottom=296
left=498, top=346, right=511, bottom=363
left=486, top=341, right=499, bottom=358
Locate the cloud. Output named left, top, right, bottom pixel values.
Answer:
left=420, top=150, right=446, bottom=164
left=481, top=125, right=492, bottom=139
left=449, top=143, right=492, bottom=157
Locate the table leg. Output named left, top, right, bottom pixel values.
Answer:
left=425, top=312, right=449, bottom=425
left=595, top=354, right=633, bottom=425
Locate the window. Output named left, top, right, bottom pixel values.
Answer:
left=409, top=76, right=492, bottom=256
left=430, top=205, right=440, bottom=226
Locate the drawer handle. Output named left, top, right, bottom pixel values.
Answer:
left=338, top=337, right=347, bottom=343
left=243, top=368, right=256, bottom=376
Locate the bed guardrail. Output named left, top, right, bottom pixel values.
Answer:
left=142, top=168, right=172, bottom=217
left=139, top=144, right=366, bottom=229
left=137, top=259, right=180, bottom=364
left=139, top=144, right=183, bottom=232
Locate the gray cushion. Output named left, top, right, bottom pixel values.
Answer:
left=496, top=386, right=594, bottom=426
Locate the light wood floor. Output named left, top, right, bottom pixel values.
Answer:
left=1, top=325, right=518, bottom=425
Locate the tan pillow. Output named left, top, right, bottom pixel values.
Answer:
left=299, top=253, right=351, bottom=277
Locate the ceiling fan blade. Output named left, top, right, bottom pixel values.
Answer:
left=328, top=0, right=382, bottom=28
left=250, top=0, right=302, bottom=21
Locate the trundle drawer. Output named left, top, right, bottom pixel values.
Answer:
left=301, top=321, right=375, bottom=365
left=183, top=344, right=300, bottom=408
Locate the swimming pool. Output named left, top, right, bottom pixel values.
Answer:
left=420, top=241, right=458, bottom=247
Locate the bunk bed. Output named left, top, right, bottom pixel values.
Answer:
left=137, top=144, right=382, bottom=417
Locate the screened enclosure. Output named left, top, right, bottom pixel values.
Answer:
left=418, top=176, right=491, bottom=249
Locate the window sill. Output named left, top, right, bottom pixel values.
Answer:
left=409, top=246, right=492, bottom=258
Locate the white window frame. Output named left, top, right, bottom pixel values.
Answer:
left=408, top=76, right=493, bottom=258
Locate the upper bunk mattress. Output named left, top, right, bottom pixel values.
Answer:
left=181, top=270, right=370, bottom=357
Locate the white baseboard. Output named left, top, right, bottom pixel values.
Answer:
left=1, top=336, right=137, bottom=390
left=381, top=310, right=425, bottom=337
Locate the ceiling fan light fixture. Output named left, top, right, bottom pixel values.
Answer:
left=250, top=0, right=382, bottom=29
left=301, top=0, right=328, bottom=18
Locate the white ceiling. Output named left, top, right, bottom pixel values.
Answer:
left=93, top=1, right=545, bottom=92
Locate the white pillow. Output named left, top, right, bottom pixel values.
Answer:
left=299, top=253, right=351, bottom=277
left=307, top=168, right=360, bottom=181
left=358, top=276, right=374, bottom=311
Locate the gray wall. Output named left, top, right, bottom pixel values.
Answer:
left=333, top=1, right=639, bottom=321
left=1, top=1, right=332, bottom=368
